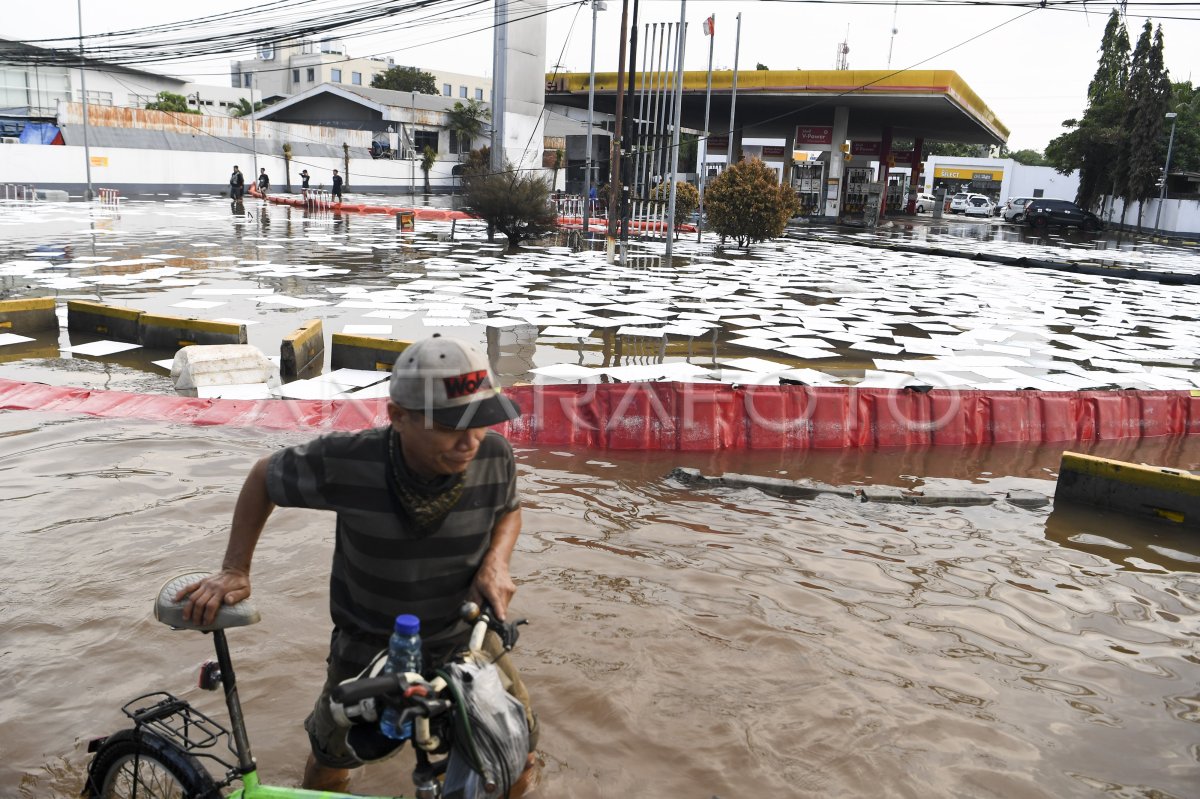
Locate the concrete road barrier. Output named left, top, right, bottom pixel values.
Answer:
left=281, top=319, right=325, bottom=380
left=67, top=299, right=142, bottom=342
left=0, top=297, right=57, bottom=334
left=330, top=333, right=411, bottom=372
left=1055, top=451, right=1200, bottom=527
left=138, top=313, right=247, bottom=350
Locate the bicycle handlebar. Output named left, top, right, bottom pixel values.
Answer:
left=331, top=674, right=404, bottom=706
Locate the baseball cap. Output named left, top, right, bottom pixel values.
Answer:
left=389, top=334, right=520, bottom=429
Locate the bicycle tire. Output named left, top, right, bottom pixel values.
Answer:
left=85, top=729, right=220, bottom=799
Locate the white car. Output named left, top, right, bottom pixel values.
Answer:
left=963, top=195, right=993, bottom=217
left=1002, top=197, right=1036, bottom=223
left=915, top=193, right=938, bottom=213
left=948, top=192, right=971, bottom=213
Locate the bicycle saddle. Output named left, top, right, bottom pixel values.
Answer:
left=154, top=571, right=261, bottom=632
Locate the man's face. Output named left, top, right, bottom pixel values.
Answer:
left=388, top=403, right=486, bottom=478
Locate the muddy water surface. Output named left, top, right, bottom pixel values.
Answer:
left=4, top=411, right=1198, bottom=797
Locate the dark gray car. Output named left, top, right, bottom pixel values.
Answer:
left=1024, top=199, right=1103, bottom=231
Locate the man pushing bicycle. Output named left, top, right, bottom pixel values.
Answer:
left=176, top=334, right=538, bottom=794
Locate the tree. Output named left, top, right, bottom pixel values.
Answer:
left=1045, top=10, right=1130, bottom=209
left=923, top=140, right=987, bottom=159
left=370, top=65, right=438, bottom=94
left=651, top=180, right=699, bottom=229
left=229, top=97, right=265, bottom=118
left=420, top=145, right=437, bottom=193
left=1118, top=22, right=1172, bottom=230
left=1009, top=148, right=1049, bottom=166
left=446, top=99, right=490, bottom=157
left=755, top=63, right=769, bottom=70
left=1166, top=81, right=1200, bottom=173
left=461, top=147, right=558, bottom=248
left=704, top=158, right=800, bottom=247
left=144, top=91, right=199, bottom=115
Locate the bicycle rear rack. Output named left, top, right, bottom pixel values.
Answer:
left=121, top=691, right=241, bottom=776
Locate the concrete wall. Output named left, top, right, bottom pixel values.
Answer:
left=1101, top=196, right=1200, bottom=237
left=0, top=143, right=464, bottom=195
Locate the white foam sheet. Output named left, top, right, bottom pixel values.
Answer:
left=171, top=300, right=226, bottom=310
left=342, top=324, right=393, bottom=335
left=540, top=326, right=593, bottom=338
left=717, top=356, right=791, bottom=373
left=0, top=333, right=35, bottom=347
left=66, top=340, right=142, bottom=356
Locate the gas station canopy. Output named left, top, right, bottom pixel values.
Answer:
left=546, top=69, right=1008, bottom=146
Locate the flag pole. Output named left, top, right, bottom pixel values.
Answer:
left=697, top=14, right=714, bottom=242
left=663, top=2, right=688, bottom=260
left=725, top=12, right=741, bottom=167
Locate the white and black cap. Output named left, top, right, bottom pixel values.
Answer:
left=389, top=334, right=520, bottom=429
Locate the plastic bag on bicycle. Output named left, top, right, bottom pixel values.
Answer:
left=442, top=660, right=530, bottom=799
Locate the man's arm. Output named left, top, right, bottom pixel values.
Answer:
left=469, top=507, right=522, bottom=621
left=176, top=455, right=276, bottom=626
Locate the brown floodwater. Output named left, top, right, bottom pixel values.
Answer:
left=4, top=409, right=1198, bottom=798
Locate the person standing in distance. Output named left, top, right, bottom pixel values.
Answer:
left=229, top=165, right=245, bottom=201
left=257, top=167, right=270, bottom=198
left=331, top=169, right=343, bottom=202
left=175, top=334, right=538, bottom=794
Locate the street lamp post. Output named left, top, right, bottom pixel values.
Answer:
left=1154, top=111, right=1178, bottom=236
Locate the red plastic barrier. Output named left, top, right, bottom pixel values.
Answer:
left=557, top=216, right=698, bottom=234
left=253, top=189, right=472, bottom=221
left=1, top=379, right=1197, bottom=450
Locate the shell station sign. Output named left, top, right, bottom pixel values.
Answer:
left=933, top=166, right=1004, bottom=181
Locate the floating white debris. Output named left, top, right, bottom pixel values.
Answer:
left=67, top=340, right=142, bottom=356
left=0, top=333, right=35, bottom=347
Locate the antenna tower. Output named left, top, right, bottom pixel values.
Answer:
left=835, top=26, right=850, bottom=70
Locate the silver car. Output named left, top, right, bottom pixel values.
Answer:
left=1002, top=197, right=1036, bottom=223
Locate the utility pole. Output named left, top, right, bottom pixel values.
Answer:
left=250, top=75, right=259, bottom=180
left=1154, top=111, right=1178, bottom=236
left=582, top=0, right=606, bottom=236
left=619, top=0, right=640, bottom=245
left=76, top=0, right=93, bottom=201
left=607, top=0, right=630, bottom=250
left=491, top=0, right=508, bottom=176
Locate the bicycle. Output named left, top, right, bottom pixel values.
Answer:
left=83, top=572, right=531, bottom=799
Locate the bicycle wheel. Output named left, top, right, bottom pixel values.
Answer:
left=86, top=729, right=219, bottom=799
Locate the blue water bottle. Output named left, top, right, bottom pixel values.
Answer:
left=379, top=614, right=422, bottom=741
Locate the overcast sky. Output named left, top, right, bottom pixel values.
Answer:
left=4, top=0, right=1198, bottom=151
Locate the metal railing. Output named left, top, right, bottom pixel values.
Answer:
left=1, top=184, right=38, bottom=202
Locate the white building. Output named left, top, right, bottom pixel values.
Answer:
left=1, top=37, right=253, bottom=125
left=923, top=155, right=1080, bottom=204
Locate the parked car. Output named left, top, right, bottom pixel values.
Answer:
left=1002, top=197, right=1036, bottom=223
left=915, top=193, right=937, bottom=213
left=948, top=192, right=971, bottom=213
left=963, top=195, right=994, bottom=217
left=1024, top=199, right=1103, bottom=231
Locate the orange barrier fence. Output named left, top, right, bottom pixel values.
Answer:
left=248, top=185, right=471, bottom=222
left=1, top=379, right=1196, bottom=451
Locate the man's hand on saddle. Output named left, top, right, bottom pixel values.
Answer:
left=175, top=568, right=252, bottom=627
left=469, top=557, right=516, bottom=621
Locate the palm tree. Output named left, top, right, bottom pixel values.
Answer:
left=446, top=100, right=490, bottom=159
left=420, top=146, right=437, bottom=194
left=229, top=97, right=264, bottom=118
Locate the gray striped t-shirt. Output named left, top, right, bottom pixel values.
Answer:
left=266, top=426, right=519, bottom=667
